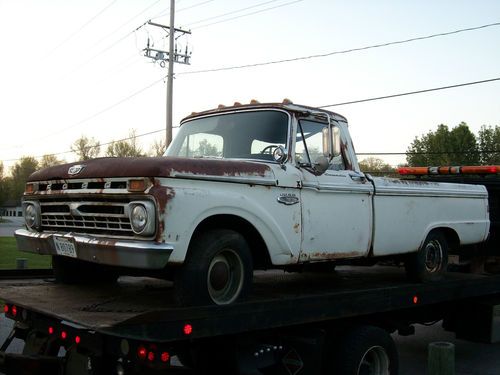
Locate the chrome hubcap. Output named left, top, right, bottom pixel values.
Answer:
left=424, top=239, right=443, bottom=273
left=207, top=249, right=244, bottom=305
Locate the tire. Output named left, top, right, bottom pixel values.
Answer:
left=174, top=229, right=253, bottom=306
left=326, top=326, right=398, bottom=375
left=52, top=256, right=119, bottom=284
left=405, top=231, right=449, bottom=282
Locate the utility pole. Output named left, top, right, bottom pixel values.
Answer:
left=143, top=2, right=191, bottom=147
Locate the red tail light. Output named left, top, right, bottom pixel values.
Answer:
left=161, top=352, right=170, bottom=362
left=75, top=336, right=81, bottom=344
left=3, top=305, right=8, bottom=314
left=138, top=346, right=147, bottom=360
left=183, top=324, right=193, bottom=335
left=61, top=331, right=67, bottom=340
left=48, top=327, right=54, bottom=335
left=11, top=306, right=17, bottom=317
left=147, top=351, right=155, bottom=362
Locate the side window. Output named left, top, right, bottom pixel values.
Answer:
left=179, top=133, right=223, bottom=158
left=296, top=120, right=346, bottom=170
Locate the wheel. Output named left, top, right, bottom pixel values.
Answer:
left=52, top=256, right=119, bottom=284
left=405, top=231, right=449, bottom=282
left=174, top=229, right=253, bottom=306
left=325, top=326, right=398, bottom=375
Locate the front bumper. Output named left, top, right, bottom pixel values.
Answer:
left=15, top=229, right=173, bottom=269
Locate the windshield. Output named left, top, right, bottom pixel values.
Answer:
left=166, top=110, right=289, bottom=161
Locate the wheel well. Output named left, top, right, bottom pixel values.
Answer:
left=429, top=227, right=460, bottom=252
left=190, top=215, right=272, bottom=269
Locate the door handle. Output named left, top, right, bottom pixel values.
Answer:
left=348, top=172, right=366, bottom=183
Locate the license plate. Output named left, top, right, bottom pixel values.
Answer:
left=54, top=237, right=77, bottom=258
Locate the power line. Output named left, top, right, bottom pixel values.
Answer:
left=318, top=77, right=500, bottom=108
left=178, top=21, right=500, bottom=74
left=185, top=0, right=281, bottom=27
left=47, top=0, right=119, bottom=57
left=2, top=76, right=499, bottom=164
left=191, top=0, right=304, bottom=30
left=150, top=0, right=216, bottom=20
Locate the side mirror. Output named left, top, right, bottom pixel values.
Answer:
left=314, top=156, right=329, bottom=174
left=322, top=126, right=342, bottom=159
left=273, top=146, right=288, bottom=165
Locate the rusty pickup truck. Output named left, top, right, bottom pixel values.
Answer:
left=15, top=101, right=490, bottom=305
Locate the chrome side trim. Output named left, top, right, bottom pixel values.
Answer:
left=302, top=182, right=374, bottom=195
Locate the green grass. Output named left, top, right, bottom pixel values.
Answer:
left=0, top=237, right=51, bottom=269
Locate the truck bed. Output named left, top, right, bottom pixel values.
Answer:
left=2, top=267, right=500, bottom=343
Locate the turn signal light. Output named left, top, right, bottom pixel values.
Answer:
left=25, top=183, right=36, bottom=194
left=128, top=179, right=147, bottom=192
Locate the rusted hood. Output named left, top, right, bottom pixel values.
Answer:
left=28, top=157, right=274, bottom=181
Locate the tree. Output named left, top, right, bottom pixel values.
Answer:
left=40, top=154, right=65, bottom=169
left=406, top=122, right=480, bottom=166
left=149, top=139, right=166, bottom=157
left=196, top=139, right=221, bottom=157
left=106, top=129, right=144, bottom=157
left=358, top=157, right=394, bottom=175
left=71, top=135, right=101, bottom=161
left=478, top=125, right=500, bottom=165
left=9, top=156, right=39, bottom=202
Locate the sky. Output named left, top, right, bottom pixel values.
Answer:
left=0, top=0, right=499, bottom=171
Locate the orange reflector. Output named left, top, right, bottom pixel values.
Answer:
left=183, top=324, right=193, bottom=335
left=161, top=352, right=170, bottom=362
left=128, top=179, right=147, bottom=192
left=25, top=183, right=35, bottom=194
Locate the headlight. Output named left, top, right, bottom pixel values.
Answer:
left=23, top=202, right=40, bottom=230
left=131, top=205, right=148, bottom=232
left=128, top=201, right=155, bottom=236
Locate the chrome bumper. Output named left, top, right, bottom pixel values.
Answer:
left=14, top=229, right=173, bottom=269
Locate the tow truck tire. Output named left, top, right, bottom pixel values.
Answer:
left=327, top=325, right=398, bottom=375
left=174, top=229, right=253, bottom=306
left=405, top=231, right=449, bottom=282
left=52, top=256, right=119, bottom=284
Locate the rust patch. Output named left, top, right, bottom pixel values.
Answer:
left=293, top=223, right=300, bottom=233
left=148, top=179, right=175, bottom=243
left=309, top=250, right=365, bottom=260
left=28, top=157, right=272, bottom=181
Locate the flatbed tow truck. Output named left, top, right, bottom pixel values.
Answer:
left=1, top=166, right=500, bottom=375
left=1, top=267, right=500, bottom=375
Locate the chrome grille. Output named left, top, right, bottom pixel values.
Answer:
left=40, top=199, right=134, bottom=237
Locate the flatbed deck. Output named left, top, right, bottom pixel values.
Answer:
left=2, top=267, right=500, bottom=343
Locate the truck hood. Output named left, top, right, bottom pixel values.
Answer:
left=28, top=157, right=275, bottom=181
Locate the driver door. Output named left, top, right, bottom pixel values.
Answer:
left=296, top=120, right=373, bottom=261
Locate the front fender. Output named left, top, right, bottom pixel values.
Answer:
left=161, top=179, right=301, bottom=265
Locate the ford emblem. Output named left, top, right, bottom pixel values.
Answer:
left=68, top=164, right=86, bottom=176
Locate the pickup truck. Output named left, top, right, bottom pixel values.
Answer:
left=15, top=100, right=490, bottom=305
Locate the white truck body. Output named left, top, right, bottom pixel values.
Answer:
left=15, top=102, right=490, bottom=304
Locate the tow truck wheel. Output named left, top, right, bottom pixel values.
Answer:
left=405, top=231, right=449, bottom=282
left=174, top=229, right=253, bottom=306
left=52, top=256, right=119, bottom=284
left=326, top=325, right=398, bottom=375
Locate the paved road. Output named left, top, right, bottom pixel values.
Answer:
left=0, top=313, right=498, bottom=374
left=0, top=217, right=23, bottom=237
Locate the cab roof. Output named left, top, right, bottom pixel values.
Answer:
left=181, top=101, right=348, bottom=124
